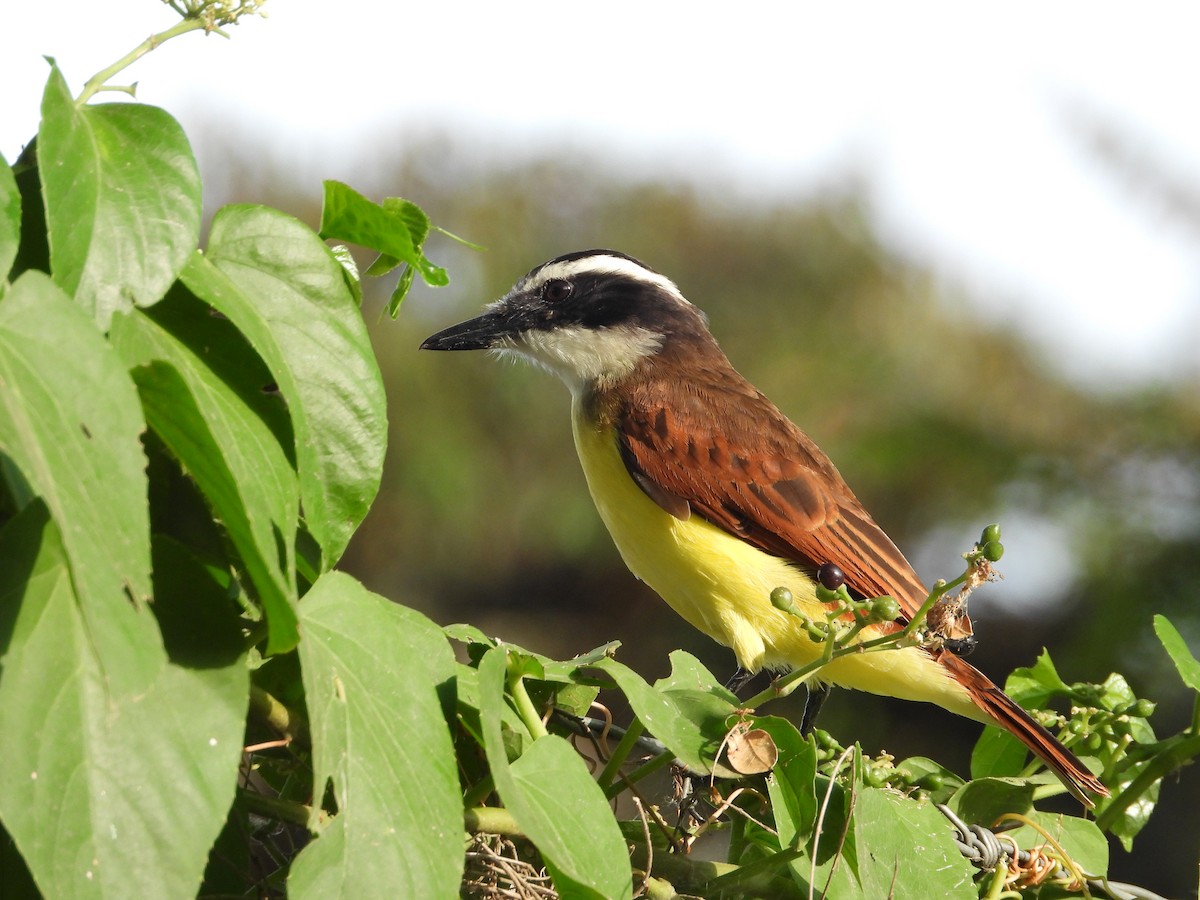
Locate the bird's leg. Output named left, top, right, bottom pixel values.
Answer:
left=725, top=666, right=756, bottom=695
left=800, top=683, right=832, bottom=736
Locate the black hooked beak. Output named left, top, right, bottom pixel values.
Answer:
left=420, top=310, right=512, bottom=351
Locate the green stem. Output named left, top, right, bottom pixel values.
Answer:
left=702, top=847, right=805, bottom=897
left=641, top=877, right=679, bottom=900
left=241, top=620, right=269, bottom=652
left=248, top=684, right=309, bottom=746
left=744, top=571, right=969, bottom=711
left=240, top=789, right=314, bottom=829
left=1095, top=733, right=1200, bottom=832
left=605, top=749, right=675, bottom=799
left=982, top=859, right=1018, bottom=900
left=508, top=670, right=549, bottom=740
left=462, top=775, right=496, bottom=809
left=465, top=805, right=522, bottom=837
left=897, top=573, right=962, bottom=641
left=596, top=717, right=646, bottom=790
left=76, top=17, right=212, bottom=105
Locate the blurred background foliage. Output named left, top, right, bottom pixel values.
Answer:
left=197, top=124, right=1198, bottom=894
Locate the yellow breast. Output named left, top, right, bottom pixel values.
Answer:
left=569, top=396, right=982, bottom=721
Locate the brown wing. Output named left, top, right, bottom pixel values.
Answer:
left=616, top=373, right=930, bottom=620
left=612, top=368, right=1108, bottom=805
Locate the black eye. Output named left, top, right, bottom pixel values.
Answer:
left=542, top=279, right=573, bottom=303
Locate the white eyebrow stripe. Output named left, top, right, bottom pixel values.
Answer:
left=529, top=255, right=690, bottom=304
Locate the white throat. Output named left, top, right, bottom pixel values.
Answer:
left=496, top=324, right=663, bottom=393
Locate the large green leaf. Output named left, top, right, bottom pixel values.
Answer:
left=0, top=152, right=18, bottom=283
left=0, top=504, right=248, bottom=899
left=761, top=716, right=818, bottom=849
left=111, top=292, right=301, bottom=653
left=948, top=776, right=1036, bottom=826
left=180, top=206, right=386, bottom=568
left=0, top=270, right=162, bottom=696
left=37, top=64, right=200, bottom=329
left=1154, top=614, right=1200, bottom=692
left=478, top=647, right=633, bottom=900
left=290, top=572, right=462, bottom=898
left=589, top=655, right=737, bottom=775
left=970, top=724, right=1031, bottom=780
left=847, top=789, right=976, bottom=899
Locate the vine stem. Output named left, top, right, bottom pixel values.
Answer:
left=1095, top=732, right=1200, bottom=832
left=75, top=16, right=218, bottom=106
left=465, top=806, right=522, bottom=837
left=507, top=668, right=549, bottom=740
left=596, top=716, right=646, bottom=790
left=240, top=790, right=316, bottom=829
left=248, top=684, right=309, bottom=746
left=605, top=749, right=675, bottom=799
left=741, top=559, right=982, bottom=710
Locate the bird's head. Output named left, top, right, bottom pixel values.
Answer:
left=420, top=250, right=709, bottom=391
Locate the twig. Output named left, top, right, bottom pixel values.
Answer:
left=811, top=745, right=855, bottom=900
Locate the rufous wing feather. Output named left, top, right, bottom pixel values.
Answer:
left=942, top=654, right=1107, bottom=805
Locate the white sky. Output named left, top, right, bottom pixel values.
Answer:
left=4, top=1, right=1199, bottom=386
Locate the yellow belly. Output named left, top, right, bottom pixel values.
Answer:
left=570, top=398, right=983, bottom=722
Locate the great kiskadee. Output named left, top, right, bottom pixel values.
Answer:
left=421, top=249, right=1107, bottom=804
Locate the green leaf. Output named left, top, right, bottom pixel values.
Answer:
left=0, top=503, right=248, bottom=899
left=444, top=622, right=496, bottom=647
left=848, top=789, right=977, bottom=899
left=947, top=776, right=1036, bottom=826
left=181, top=205, right=387, bottom=569
left=0, top=152, right=18, bottom=283
left=0, top=270, right=162, bottom=696
left=589, top=655, right=737, bottom=776
left=970, top=724, right=1031, bottom=780
left=328, top=243, right=363, bottom=306
left=893, top=756, right=964, bottom=804
left=1003, top=650, right=1070, bottom=708
left=652, top=649, right=739, bottom=702
left=110, top=292, right=301, bottom=654
left=1096, top=671, right=1137, bottom=711
left=318, top=181, right=448, bottom=315
left=363, top=197, right=432, bottom=277
left=528, top=680, right=600, bottom=718
left=455, top=661, right=533, bottom=761
left=1153, top=614, right=1200, bottom=692
left=1095, top=745, right=1164, bottom=850
left=760, top=717, right=818, bottom=848
left=478, top=647, right=633, bottom=900
left=37, top=64, right=201, bottom=329
left=290, top=572, right=462, bottom=899
left=10, top=144, right=48, bottom=279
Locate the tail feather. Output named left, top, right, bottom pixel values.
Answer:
left=941, top=654, right=1108, bottom=806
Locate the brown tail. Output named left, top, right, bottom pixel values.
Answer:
left=941, top=653, right=1108, bottom=807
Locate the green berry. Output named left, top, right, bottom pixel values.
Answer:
left=918, top=773, right=944, bottom=791
left=1131, top=699, right=1156, bottom=719
left=770, top=587, right=794, bottom=611
left=870, top=596, right=901, bottom=622
left=980, top=540, right=1004, bottom=562
left=981, top=523, right=1002, bottom=544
